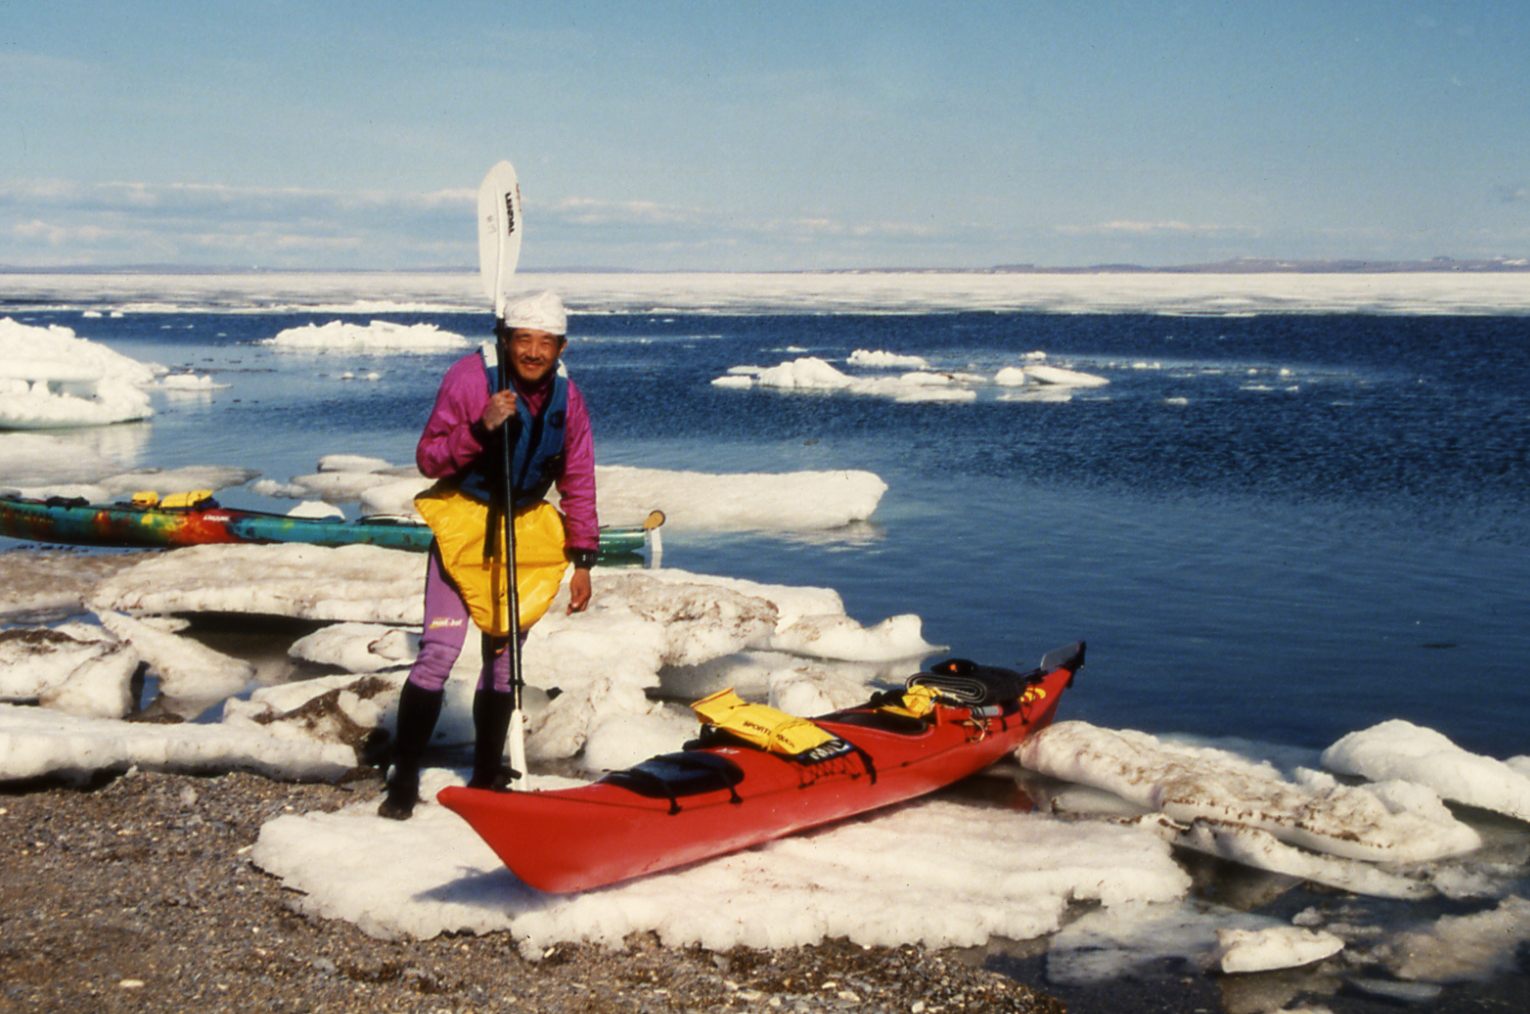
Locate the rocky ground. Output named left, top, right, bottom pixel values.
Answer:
left=0, top=768, right=1067, bottom=1013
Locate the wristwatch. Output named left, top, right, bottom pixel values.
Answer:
left=569, top=547, right=599, bottom=570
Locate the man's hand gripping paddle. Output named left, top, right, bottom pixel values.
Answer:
left=477, top=160, right=528, bottom=786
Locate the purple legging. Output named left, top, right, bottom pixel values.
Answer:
left=405, top=546, right=524, bottom=693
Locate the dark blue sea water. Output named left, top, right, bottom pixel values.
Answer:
left=9, top=304, right=1530, bottom=759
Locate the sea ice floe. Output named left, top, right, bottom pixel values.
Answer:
left=262, top=319, right=468, bottom=352
left=250, top=454, right=420, bottom=509
left=1018, top=721, right=1482, bottom=865
left=223, top=669, right=409, bottom=750
left=97, top=465, right=259, bottom=499
left=995, top=363, right=1110, bottom=389
left=521, top=567, right=919, bottom=768
left=720, top=353, right=1110, bottom=403
left=1046, top=900, right=1277, bottom=985
left=286, top=500, right=345, bottom=519
left=847, top=348, right=931, bottom=369
left=317, top=453, right=395, bottom=474
left=35, top=641, right=139, bottom=720
left=75, top=547, right=929, bottom=774
left=0, top=430, right=142, bottom=491
left=718, top=356, right=979, bottom=403
left=657, top=650, right=912, bottom=706
left=88, top=543, right=425, bottom=624
left=1172, top=819, right=1431, bottom=899
left=251, top=794, right=1187, bottom=953
left=1323, top=719, right=1530, bottom=824
left=159, top=372, right=225, bottom=391
left=768, top=660, right=893, bottom=716
left=0, top=702, right=355, bottom=783
left=96, top=610, right=252, bottom=701
left=768, top=612, right=935, bottom=662
left=228, top=651, right=506, bottom=755
left=0, top=318, right=158, bottom=429
left=0, top=624, right=112, bottom=699
left=0, top=551, right=146, bottom=621
left=3, top=455, right=259, bottom=503
left=593, top=465, right=888, bottom=532
left=1022, top=364, right=1110, bottom=387
left=283, top=468, right=410, bottom=502
left=274, top=456, right=886, bottom=535
left=1215, top=925, right=1345, bottom=974
left=288, top=621, right=419, bottom=673
left=1378, top=895, right=1530, bottom=983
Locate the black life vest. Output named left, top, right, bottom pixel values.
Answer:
left=458, top=353, right=568, bottom=509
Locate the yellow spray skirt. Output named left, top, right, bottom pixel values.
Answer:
left=414, top=485, right=570, bottom=636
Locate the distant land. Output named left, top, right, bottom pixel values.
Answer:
left=985, top=256, right=1530, bottom=274
left=2, top=256, right=1527, bottom=275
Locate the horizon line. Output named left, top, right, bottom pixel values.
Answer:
left=3, top=255, right=1529, bottom=276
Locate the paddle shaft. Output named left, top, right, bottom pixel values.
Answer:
left=496, top=353, right=524, bottom=710
left=478, top=159, right=527, bottom=784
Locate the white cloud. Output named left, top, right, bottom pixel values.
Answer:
left=10, top=219, right=115, bottom=246
left=0, top=178, right=474, bottom=268
left=0, top=180, right=472, bottom=217
left=542, top=195, right=960, bottom=246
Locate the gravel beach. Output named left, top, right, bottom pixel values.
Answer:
left=0, top=768, right=1066, bottom=1013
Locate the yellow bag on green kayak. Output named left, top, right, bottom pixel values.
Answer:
left=414, top=484, right=570, bottom=636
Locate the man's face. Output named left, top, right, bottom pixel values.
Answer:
left=505, top=328, right=565, bottom=384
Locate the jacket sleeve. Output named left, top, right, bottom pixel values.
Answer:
left=556, top=380, right=600, bottom=550
left=415, top=355, right=489, bottom=479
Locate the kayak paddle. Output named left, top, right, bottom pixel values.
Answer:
left=477, top=159, right=528, bottom=786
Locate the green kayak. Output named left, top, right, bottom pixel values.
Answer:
left=0, top=493, right=662, bottom=565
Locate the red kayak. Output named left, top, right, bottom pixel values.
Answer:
left=438, top=642, right=1083, bottom=893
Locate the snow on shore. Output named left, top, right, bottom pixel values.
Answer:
left=3, top=541, right=1529, bottom=989
left=253, top=794, right=1189, bottom=954
left=8, top=544, right=932, bottom=779
left=88, top=543, right=426, bottom=624
left=0, top=703, right=354, bottom=782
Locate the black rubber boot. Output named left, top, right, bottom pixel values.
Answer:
left=378, top=681, right=445, bottom=820
left=467, top=688, right=519, bottom=791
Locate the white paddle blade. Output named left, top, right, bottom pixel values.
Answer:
left=477, top=160, right=523, bottom=317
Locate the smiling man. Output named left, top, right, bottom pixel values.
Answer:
left=379, top=289, right=599, bottom=820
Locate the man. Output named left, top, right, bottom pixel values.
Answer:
left=379, top=289, right=598, bottom=820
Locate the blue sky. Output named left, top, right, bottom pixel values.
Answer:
left=2, top=1, right=1527, bottom=270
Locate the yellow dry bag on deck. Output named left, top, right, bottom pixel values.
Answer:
left=414, top=484, right=570, bottom=636
left=690, top=689, right=840, bottom=757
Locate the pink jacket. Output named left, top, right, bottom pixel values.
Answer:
left=415, top=352, right=599, bottom=551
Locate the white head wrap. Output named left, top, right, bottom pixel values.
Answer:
left=503, top=290, right=567, bottom=335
